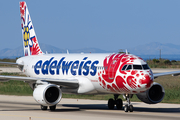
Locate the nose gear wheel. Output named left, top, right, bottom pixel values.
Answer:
left=124, top=94, right=133, bottom=112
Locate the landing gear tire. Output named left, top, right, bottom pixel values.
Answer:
left=124, top=104, right=133, bottom=112
left=124, top=104, right=128, bottom=112
left=123, top=94, right=134, bottom=112
left=49, top=105, right=56, bottom=111
left=41, top=105, right=47, bottom=110
left=116, top=99, right=123, bottom=110
left=129, top=105, right=133, bottom=112
left=108, top=98, right=115, bottom=109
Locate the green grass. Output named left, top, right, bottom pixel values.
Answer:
left=147, top=59, right=180, bottom=68
left=0, top=73, right=32, bottom=95
left=1, top=72, right=180, bottom=104
left=0, top=80, right=33, bottom=95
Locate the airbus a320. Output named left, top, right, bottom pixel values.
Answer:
left=0, top=1, right=180, bottom=112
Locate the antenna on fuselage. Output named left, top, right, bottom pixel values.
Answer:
left=126, top=49, right=128, bottom=54
left=67, top=50, right=69, bottom=54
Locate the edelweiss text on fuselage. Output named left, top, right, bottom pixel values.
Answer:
left=34, top=57, right=99, bottom=76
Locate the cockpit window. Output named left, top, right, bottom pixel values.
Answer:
left=126, top=65, right=132, bottom=70
left=142, top=64, right=150, bottom=70
left=122, top=64, right=150, bottom=71
left=122, top=65, right=127, bottom=71
left=133, top=65, right=142, bottom=70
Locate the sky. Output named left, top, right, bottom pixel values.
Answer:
left=1, top=0, right=180, bottom=52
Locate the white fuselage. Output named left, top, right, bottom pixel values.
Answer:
left=17, top=53, right=154, bottom=94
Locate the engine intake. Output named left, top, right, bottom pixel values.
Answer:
left=136, top=82, right=165, bottom=104
left=33, top=84, right=62, bottom=106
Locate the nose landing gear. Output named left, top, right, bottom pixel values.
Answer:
left=124, top=94, right=133, bottom=112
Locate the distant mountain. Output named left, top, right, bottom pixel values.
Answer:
left=128, top=42, right=180, bottom=55
left=40, top=43, right=112, bottom=53
left=40, top=44, right=67, bottom=53
left=0, top=46, right=24, bottom=58
left=0, top=43, right=111, bottom=58
left=1, top=42, right=180, bottom=59
left=68, top=48, right=111, bottom=53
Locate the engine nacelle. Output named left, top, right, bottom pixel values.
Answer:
left=136, top=82, right=165, bottom=104
left=33, top=84, right=62, bottom=106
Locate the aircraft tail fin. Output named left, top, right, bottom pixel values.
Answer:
left=20, top=1, right=43, bottom=56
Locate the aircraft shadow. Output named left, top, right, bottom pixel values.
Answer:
left=60, top=104, right=180, bottom=113
left=1, top=101, right=180, bottom=113
left=61, top=104, right=108, bottom=110
left=0, top=109, right=40, bottom=112
left=134, top=107, right=180, bottom=113
left=52, top=104, right=107, bottom=112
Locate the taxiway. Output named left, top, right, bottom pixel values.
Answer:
left=0, top=95, right=180, bottom=120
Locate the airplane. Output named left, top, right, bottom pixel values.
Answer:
left=0, top=1, right=180, bottom=112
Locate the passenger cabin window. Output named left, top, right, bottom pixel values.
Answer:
left=122, top=64, right=150, bottom=71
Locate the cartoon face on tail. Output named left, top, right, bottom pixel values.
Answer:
left=20, top=1, right=43, bottom=56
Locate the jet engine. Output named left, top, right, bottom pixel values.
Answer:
left=136, top=82, right=165, bottom=104
left=33, top=84, right=62, bottom=106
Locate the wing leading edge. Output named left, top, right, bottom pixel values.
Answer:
left=0, top=75, right=79, bottom=88
left=153, top=71, right=180, bottom=78
left=0, top=62, right=23, bottom=66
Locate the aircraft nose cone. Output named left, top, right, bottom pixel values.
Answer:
left=139, top=72, right=153, bottom=89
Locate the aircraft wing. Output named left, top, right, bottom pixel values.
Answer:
left=0, top=62, right=24, bottom=71
left=0, top=62, right=79, bottom=88
left=0, top=75, right=79, bottom=88
left=0, top=62, right=23, bottom=66
left=154, top=71, right=180, bottom=79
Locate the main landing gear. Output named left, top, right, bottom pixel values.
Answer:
left=108, top=94, right=123, bottom=110
left=108, top=94, right=134, bottom=112
left=41, top=105, right=56, bottom=111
